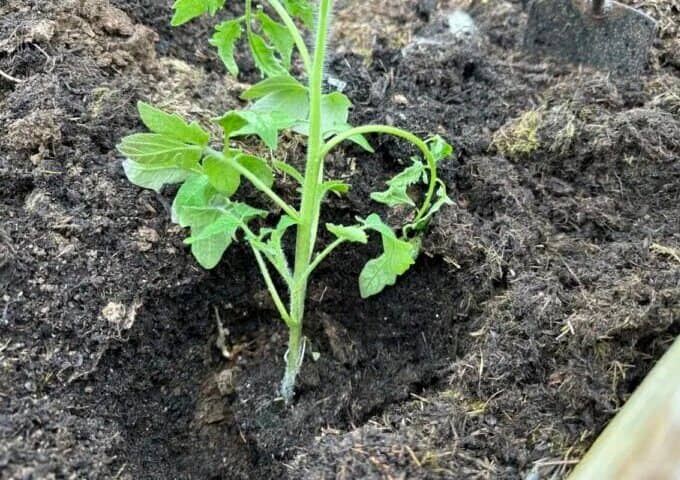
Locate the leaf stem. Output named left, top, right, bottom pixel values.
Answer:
left=303, top=237, right=345, bottom=278
left=206, top=148, right=299, bottom=221
left=320, top=125, right=438, bottom=226
left=245, top=0, right=253, bottom=35
left=303, top=223, right=370, bottom=279
left=265, top=0, right=312, bottom=73
left=250, top=244, right=294, bottom=326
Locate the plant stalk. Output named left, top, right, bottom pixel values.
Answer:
left=280, top=0, right=333, bottom=403
left=280, top=322, right=303, bottom=401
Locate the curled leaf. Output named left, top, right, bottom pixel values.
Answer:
left=210, top=19, right=243, bottom=76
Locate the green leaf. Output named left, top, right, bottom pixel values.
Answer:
left=327, top=224, right=368, bottom=244
left=241, top=75, right=306, bottom=101
left=256, top=11, right=295, bottom=69
left=273, top=160, right=303, bottom=184
left=410, top=182, right=454, bottom=232
left=370, top=160, right=426, bottom=207
left=250, top=215, right=296, bottom=280
left=358, top=214, right=418, bottom=298
left=248, top=78, right=309, bottom=122
left=122, top=160, right=189, bottom=193
left=203, top=150, right=273, bottom=196
left=427, top=135, right=453, bottom=163
left=282, top=0, right=314, bottom=28
left=361, top=213, right=396, bottom=238
left=217, top=100, right=305, bottom=149
left=176, top=187, right=266, bottom=269
left=204, top=153, right=241, bottom=197
left=293, top=92, right=367, bottom=146
left=186, top=202, right=267, bottom=269
left=215, top=111, right=248, bottom=136
left=117, top=133, right=203, bottom=169
left=249, top=32, right=288, bottom=78
left=137, top=102, right=210, bottom=145
left=216, top=111, right=283, bottom=149
left=320, top=92, right=352, bottom=133
left=321, top=180, right=351, bottom=198
left=237, top=154, right=274, bottom=188
left=210, top=19, right=243, bottom=76
left=171, top=0, right=226, bottom=26
left=185, top=203, right=267, bottom=244
left=171, top=175, right=218, bottom=226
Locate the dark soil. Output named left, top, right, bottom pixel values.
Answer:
left=1, top=0, right=678, bottom=479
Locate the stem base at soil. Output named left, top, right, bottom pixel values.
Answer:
left=280, top=323, right=303, bottom=403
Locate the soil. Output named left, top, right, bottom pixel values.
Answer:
left=1, top=0, right=678, bottom=479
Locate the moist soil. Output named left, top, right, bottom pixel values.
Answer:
left=1, top=0, right=679, bottom=479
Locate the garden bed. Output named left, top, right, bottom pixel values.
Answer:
left=1, top=0, right=678, bottom=478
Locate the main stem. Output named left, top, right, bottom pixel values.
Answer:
left=280, top=0, right=333, bottom=403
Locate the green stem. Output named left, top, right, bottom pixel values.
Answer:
left=245, top=0, right=253, bottom=36
left=304, top=237, right=345, bottom=278
left=320, top=125, right=438, bottom=225
left=207, top=148, right=299, bottom=221
left=265, top=0, right=312, bottom=73
left=250, top=244, right=293, bottom=325
left=280, top=0, right=333, bottom=403
left=280, top=323, right=303, bottom=401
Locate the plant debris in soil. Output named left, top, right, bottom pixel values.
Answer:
left=1, top=0, right=678, bottom=479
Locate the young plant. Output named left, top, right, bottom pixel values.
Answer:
left=118, top=0, right=453, bottom=403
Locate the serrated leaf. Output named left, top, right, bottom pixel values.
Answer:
left=117, top=133, right=203, bottom=172
left=215, top=111, right=248, bottom=136
left=216, top=111, right=282, bottom=149
left=321, top=180, right=350, bottom=198
left=217, top=98, right=305, bottom=149
left=185, top=203, right=267, bottom=244
left=283, top=0, right=314, bottom=28
left=361, top=213, right=396, bottom=238
left=172, top=174, right=218, bottom=226
left=273, top=160, right=304, bottom=184
left=171, top=0, right=226, bottom=26
left=203, top=150, right=273, bottom=196
left=185, top=213, right=241, bottom=244
left=122, top=160, right=190, bottom=193
left=210, top=19, right=243, bottom=76
left=359, top=256, right=394, bottom=299
left=204, top=153, right=241, bottom=197
left=248, top=80, right=309, bottom=122
left=370, top=188, right=413, bottom=207
left=256, top=11, right=295, bottom=69
left=358, top=214, right=417, bottom=298
left=249, top=32, right=288, bottom=78
left=427, top=135, right=453, bottom=163
left=182, top=200, right=267, bottom=269
left=241, top=75, right=306, bottom=101
left=293, top=92, right=358, bottom=141
left=250, top=214, right=296, bottom=281
left=237, top=154, right=274, bottom=188
left=138, top=102, right=210, bottom=145
left=320, top=92, right=352, bottom=133
left=370, top=160, right=426, bottom=207
left=188, top=229, right=231, bottom=269
left=327, top=224, right=367, bottom=244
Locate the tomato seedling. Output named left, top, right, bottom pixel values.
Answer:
left=118, top=0, right=453, bottom=403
